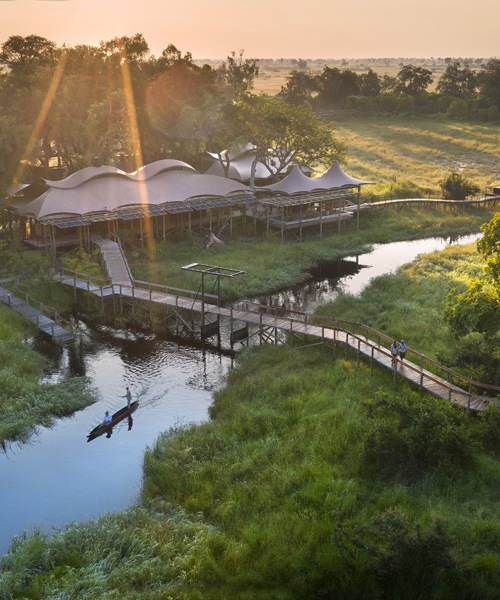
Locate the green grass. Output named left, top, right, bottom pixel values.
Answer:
left=3, top=240, right=500, bottom=597
left=315, top=241, right=485, bottom=364
left=0, top=303, right=98, bottom=445
left=127, top=207, right=496, bottom=302
left=335, top=118, right=500, bottom=199
left=4, top=347, right=500, bottom=598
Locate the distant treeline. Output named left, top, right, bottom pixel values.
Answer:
left=278, top=59, right=500, bottom=121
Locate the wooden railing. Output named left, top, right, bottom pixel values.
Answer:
left=239, top=300, right=500, bottom=400
left=9, top=282, right=74, bottom=333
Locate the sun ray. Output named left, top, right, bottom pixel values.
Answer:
left=120, top=52, right=155, bottom=261
left=15, top=51, right=68, bottom=183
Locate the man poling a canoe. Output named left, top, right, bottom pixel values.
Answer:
left=123, top=386, right=132, bottom=410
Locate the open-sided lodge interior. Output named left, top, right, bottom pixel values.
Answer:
left=1, top=158, right=372, bottom=248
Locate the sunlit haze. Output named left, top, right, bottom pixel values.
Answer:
left=1, top=0, right=500, bottom=59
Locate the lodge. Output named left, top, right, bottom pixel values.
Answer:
left=1, top=156, right=372, bottom=248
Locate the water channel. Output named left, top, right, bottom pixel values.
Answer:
left=0, top=234, right=479, bottom=555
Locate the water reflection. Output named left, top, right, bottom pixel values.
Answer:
left=0, top=233, right=480, bottom=556
left=0, top=327, right=230, bottom=555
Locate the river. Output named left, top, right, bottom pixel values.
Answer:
left=0, top=234, right=479, bottom=555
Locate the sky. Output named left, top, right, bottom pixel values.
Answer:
left=1, top=0, right=500, bottom=60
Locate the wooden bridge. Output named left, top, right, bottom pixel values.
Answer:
left=50, top=263, right=500, bottom=412
left=0, top=284, right=75, bottom=344
left=370, top=195, right=500, bottom=211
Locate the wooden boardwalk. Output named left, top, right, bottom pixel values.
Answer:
left=50, top=268, right=499, bottom=412
left=93, top=237, right=133, bottom=286
left=0, top=285, right=75, bottom=344
left=371, top=196, right=500, bottom=210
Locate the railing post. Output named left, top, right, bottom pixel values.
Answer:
left=259, top=312, right=263, bottom=345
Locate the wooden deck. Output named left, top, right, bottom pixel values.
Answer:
left=0, top=285, right=75, bottom=344
left=49, top=268, right=499, bottom=411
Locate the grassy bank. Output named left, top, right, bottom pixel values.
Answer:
left=127, top=206, right=496, bottom=302
left=3, top=346, right=500, bottom=598
left=3, top=241, right=500, bottom=597
left=0, top=303, right=98, bottom=445
left=315, top=241, right=484, bottom=365
left=335, top=118, right=500, bottom=198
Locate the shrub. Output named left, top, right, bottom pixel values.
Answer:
left=360, top=391, right=478, bottom=481
left=446, top=98, right=469, bottom=120
left=440, top=171, right=480, bottom=200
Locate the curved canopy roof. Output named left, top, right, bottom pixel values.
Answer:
left=261, top=165, right=318, bottom=194
left=20, top=169, right=250, bottom=221
left=45, top=159, right=197, bottom=190
left=261, top=160, right=372, bottom=194
left=205, top=154, right=276, bottom=181
left=313, top=161, right=372, bottom=188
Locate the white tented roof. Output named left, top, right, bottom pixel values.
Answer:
left=261, top=165, right=318, bottom=194
left=261, top=161, right=372, bottom=194
left=313, top=161, right=372, bottom=188
left=205, top=154, right=276, bottom=181
left=44, top=160, right=197, bottom=190
left=20, top=168, right=250, bottom=221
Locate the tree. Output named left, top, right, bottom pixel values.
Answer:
left=0, top=35, right=57, bottom=76
left=444, top=279, right=500, bottom=336
left=439, top=171, right=479, bottom=200
left=477, top=58, right=500, bottom=109
left=279, top=70, right=317, bottom=105
left=235, top=94, right=347, bottom=189
left=315, top=67, right=359, bottom=108
left=396, top=64, right=433, bottom=99
left=100, top=33, right=150, bottom=65
left=358, top=69, right=381, bottom=97
left=217, top=50, right=259, bottom=99
left=437, top=60, right=477, bottom=99
left=145, top=62, right=218, bottom=143
left=477, top=212, right=500, bottom=295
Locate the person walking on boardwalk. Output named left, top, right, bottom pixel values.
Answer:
left=391, top=340, right=399, bottom=365
left=399, top=340, right=407, bottom=362
left=123, top=386, right=132, bottom=410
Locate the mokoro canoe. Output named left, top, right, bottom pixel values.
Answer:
left=87, top=401, right=139, bottom=442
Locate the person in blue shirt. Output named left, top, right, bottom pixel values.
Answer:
left=399, top=340, right=407, bottom=362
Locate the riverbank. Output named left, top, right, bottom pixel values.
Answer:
left=2, top=231, right=500, bottom=598
left=126, top=206, right=497, bottom=302
left=3, top=345, right=500, bottom=598
left=0, top=207, right=495, bottom=444
left=0, top=304, right=97, bottom=445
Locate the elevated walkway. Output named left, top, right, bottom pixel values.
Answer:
left=92, top=236, right=133, bottom=286
left=0, top=285, right=75, bottom=344
left=49, top=262, right=500, bottom=411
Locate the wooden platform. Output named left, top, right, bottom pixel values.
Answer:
left=49, top=268, right=498, bottom=411
left=0, top=285, right=75, bottom=344
left=48, top=237, right=499, bottom=411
